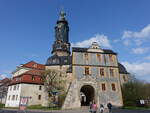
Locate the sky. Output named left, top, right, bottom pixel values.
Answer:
left=0, top=0, right=150, bottom=82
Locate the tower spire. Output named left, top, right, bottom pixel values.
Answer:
left=59, top=10, right=66, bottom=21
left=51, top=11, right=70, bottom=56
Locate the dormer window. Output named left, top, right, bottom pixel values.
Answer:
left=84, top=53, right=88, bottom=61
left=109, top=54, right=113, bottom=62
left=97, top=54, right=101, bottom=62
left=32, top=76, right=35, bottom=81
left=53, top=59, right=56, bottom=63
left=33, top=64, right=37, bottom=68
left=90, top=42, right=100, bottom=49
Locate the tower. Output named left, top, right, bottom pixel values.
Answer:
left=52, top=11, right=70, bottom=56
left=46, top=11, right=71, bottom=66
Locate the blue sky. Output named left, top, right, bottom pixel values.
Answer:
left=0, top=0, right=150, bottom=82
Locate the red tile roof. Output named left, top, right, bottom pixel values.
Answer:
left=21, top=61, right=45, bottom=70
left=10, top=69, right=44, bottom=85
left=0, top=78, right=11, bottom=83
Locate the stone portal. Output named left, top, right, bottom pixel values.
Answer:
left=80, top=85, right=95, bottom=106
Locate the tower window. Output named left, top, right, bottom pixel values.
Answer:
left=39, top=86, right=42, bottom=90
left=111, top=83, right=116, bottom=91
left=123, top=75, right=127, bottom=81
left=85, top=67, right=90, bottom=75
left=38, top=95, right=41, bottom=100
left=110, top=69, right=114, bottom=77
left=100, top=68, right=104, bottom=76
left=101, top=83, right=106, bottom=91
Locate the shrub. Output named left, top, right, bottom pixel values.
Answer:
left=0, top=103, right=5, bottom=108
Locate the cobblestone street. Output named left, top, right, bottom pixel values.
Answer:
left=1, top=108, right=150, bottom=113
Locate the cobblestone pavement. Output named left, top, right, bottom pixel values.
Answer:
left=1, top=108, right=150, bottom=113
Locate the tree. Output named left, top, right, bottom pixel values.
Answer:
left=41, top=69, right=66, bottom=107
left=122, top=77, right=150, bottom=107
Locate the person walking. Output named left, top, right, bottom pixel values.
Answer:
left=107, top=102, right=112, bottom=113
left=89, top=101, right=93, bottom=113
left=99, top=104, right=104, bottom=113
left=92, top=102, right=97, bottom=113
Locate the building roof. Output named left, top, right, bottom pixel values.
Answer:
left=72, top=47, right=117, bottom=55
left=45, top=55, right=72, bottom=66
left=0, top=78, right=11, bottom=85
left=10, top=70, right=44, bottom=85
left=118, top=63, right=129, bottom=74
left=21, top=61, right=45, bottom=70
left=23, top=69, right=43, bottom=76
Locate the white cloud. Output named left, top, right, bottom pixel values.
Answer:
left=0, top=74, right=7, bottom=79
left=113, top=39, right=120, bottom=43
left=132, top=47, right=150, bottom=54
left=122, top=61, right=150, bottom=78
left=72, top=34, right=112, bottom=48
left=122, top=24, right=150, bottom=39
left=144, top=56, right=150, bottom=60
left=122, top=24, right=150, bottom=46
left=123, top=40, right=131, bottom=46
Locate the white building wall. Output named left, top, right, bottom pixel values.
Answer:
left=12, top=68, right=30, bottom=77
left=5, top=84, right=21, bottom=107
left=5, top=84, right=48, bottom=107
left=20, top=84, right=48, bottom=106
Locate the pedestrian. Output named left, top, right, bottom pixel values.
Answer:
left=107, top=102, right=112, bottom=113
left=92, top=101, right=97, bottom=113
left=99, top=104, right=104, bottom=113
left=89, top=101, right=93, bottom=113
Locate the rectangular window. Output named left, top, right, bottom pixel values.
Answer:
left=97, top=54, right=101, bottom=62
left=111, top=83, right=116, bottom=91
left=10, top=86, right=12, bottom=91
left=38, top=95, right=41, bottom=100
left=8, top=95, right=11, bottom=100
left=39, top=86, right=42, bottom=90
left=85, top=67, right=90, bottom=75
left=12, top=95, right=15, bottom=100
left=100, top=68, right=104, bottom=76
left=110, top=69, right=114, bottom=77
left=84, top=53, right=88, bottom=61
left=13, top=85, right=16, bottom=90
left=16, top=95, right=18, bottom=100
left=101, top=83, right=106, bottom=91
left=17, top=85, right=19, bottom=90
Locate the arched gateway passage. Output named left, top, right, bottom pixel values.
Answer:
left=80, top=85, right=95, bottom=106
